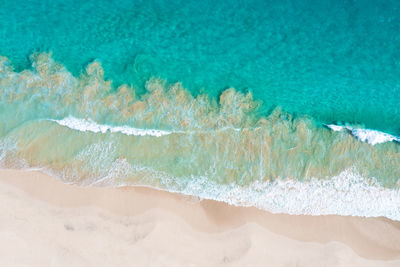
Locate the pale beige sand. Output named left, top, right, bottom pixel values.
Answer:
left=0, top=169, right=400, bottom=267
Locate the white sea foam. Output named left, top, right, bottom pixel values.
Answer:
left=80, top=156, right=400, bottom=221
left=152, top=168, right=400, bottom=221
left=25, top=117, right=400, bottom=221
left=326, top=124, right=345, bottom=132
left=2, top=134, right=400, bottom=220
left=50, top=116, right=172, bottom=137
left=326, top=124, right=400, bottom=145
left=50, top=116, right=244, bottom=137
left=52, top=116, right=400, bottom=145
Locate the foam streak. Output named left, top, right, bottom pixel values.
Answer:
left=50, top=116, right=172, bottom=137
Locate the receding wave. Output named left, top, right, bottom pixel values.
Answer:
left=0, top=53, right=399, bottom=220
left=148, top=168, right=400, bottom=221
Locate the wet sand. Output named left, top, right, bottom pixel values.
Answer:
left=0, top=169, right=399, bottom=266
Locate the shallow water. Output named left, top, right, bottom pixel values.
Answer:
left=0, top=0, right=399, bottom=219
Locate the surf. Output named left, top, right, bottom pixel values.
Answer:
left=50, top=116, right=173, bottom=137
left=326, top=124, right=400, bottom=145
left=0, top=53, right=399, bottom=220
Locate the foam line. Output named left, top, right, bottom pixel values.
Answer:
left=89, top=164, right=400, bottom=221
left=52, top=117, right=400, bottom=145
left=168, top=168, right=400, bottom=221
left=50, top=116, right=172, bottom=137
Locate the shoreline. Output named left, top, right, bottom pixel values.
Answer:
left=1, top=168, right=400, bottom=266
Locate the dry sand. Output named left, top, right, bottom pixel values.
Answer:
left=0, top=169, right=399, bottom=267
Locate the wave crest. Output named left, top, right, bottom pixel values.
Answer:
left=327, top=124, right=400, bottom=145
left=0, top=53, right=400, bottom=220
left=51, top=116, right=173, bottom=137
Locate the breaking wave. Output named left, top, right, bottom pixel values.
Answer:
left=50, top=116, right=173, bottom=137
left=326, top=124, right=400, bottom=145
left=0, top=53, right=399, bottom=220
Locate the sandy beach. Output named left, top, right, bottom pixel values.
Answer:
left=0, top=169, right=399, bottom=267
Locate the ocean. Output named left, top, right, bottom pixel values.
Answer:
left=0, top=0, right=399, bottom=220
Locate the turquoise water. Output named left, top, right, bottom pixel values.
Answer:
left=0, top=0, right=400, bottom=219
left=1, top=0, right=400, bottom=134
